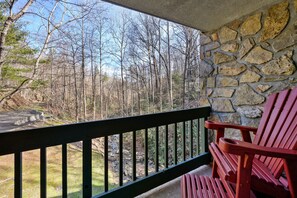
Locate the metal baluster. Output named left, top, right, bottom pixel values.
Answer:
left=190, top=120, right=193, bottom=158
left=183, top=122, right=186, bottom=161
left=14, top=152, right=22, bottom=198
left=119, top=134, right=123, bottom=186
left=174, top=123, right=177, bottom=164
left=132, top=131, right=136, bottom=181
left=197, top=119, right=200, bottom=155
left=62, top=144, right=67, bottom=198
left=165, top=125, right=168, bottom=168
left=83, top=140, right=92, bottom=197
left=104, top=137, right=108, bottom=192
left=155, top=127, right=159, bottom=172
left=40, top=147, right=47, bottom=198
left=144, top=129, right=148, bottom=176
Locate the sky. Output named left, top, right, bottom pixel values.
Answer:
left=8, top=0, right=185, bottom=76
left=10, top=0, right=138, bottom=75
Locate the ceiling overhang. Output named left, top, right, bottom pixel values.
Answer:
left=103, top=0, right=281, bottom=32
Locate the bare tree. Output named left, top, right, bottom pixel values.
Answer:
left=110, top=13, right=130, bottom=116
left=0, top=0, right=93, bottom=106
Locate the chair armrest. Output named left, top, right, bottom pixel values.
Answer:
left=205, top=121, right=257, bottom=143
left=205, top=121, right=257, bottom=133
left=218, top=137, right=297, bottom=160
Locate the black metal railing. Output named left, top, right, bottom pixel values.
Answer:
left=0, top=107, right=211, bottom=198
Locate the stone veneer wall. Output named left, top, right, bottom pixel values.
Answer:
left=199, top=0, right=297, bottom=138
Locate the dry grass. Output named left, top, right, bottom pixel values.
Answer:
left=0, top=144, right=115, bottom=198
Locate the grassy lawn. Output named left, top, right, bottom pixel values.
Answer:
left=0, top=145, right=116, bottom=198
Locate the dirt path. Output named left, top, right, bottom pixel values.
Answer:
left=0, top=110, right=44, bottom=132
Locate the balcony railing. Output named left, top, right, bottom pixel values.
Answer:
left=0, top=106, right=211, bottom=198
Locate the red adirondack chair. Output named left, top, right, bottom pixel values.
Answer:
left=181, top=137, right=257, bottom=197
left=206, top=87, right=297, bottom=197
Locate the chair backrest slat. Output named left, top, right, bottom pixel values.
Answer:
left=252, top=87, right=297, bottom=178
left=253, top=93, right=278, bottom=145
left=271, top=121, right=297, bottom=177
left=260, top=89, right=297, bottom=162
left=257, top=90, right=290, bottom=147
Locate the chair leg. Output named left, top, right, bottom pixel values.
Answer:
left=284, top=159, right=297, bottom=198
left=212, top=161, right=219, bottom=178
left=235, top=154, right=253, bottom=198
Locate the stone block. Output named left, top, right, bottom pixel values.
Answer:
left=218, top=26, right=238, bottom=44
left=228, top=19, right=242, bottom=30
left=234, top=84, right=265, bottom=106
left=217, top=77, right=239, bottom=87
left=240, top=13, right=262, bottom=36
left=199, top=61, right=214, bottom=77
left=221, top=42, right=239, bottom=53
left=200, top=34, right=212, bottom=45
left=238, top=38, right=254, bottom=59
left=261, top=52, right=296, bottom=75
left=218, top=61, right=246, bottom=76
left=213, top=52, right=235, bottom=64
left=263, top=76, right=288, bottom=82
left=240, top=70, right=261, bottom=83
left=207, top=77, right=215, bottom=88
left=212, top=99, right=235, bottom=112
left=260, top=1, right=289, bottom=41
left=198, top=97, right=210, bottom=106
left=219, top=113, right=241, bottom=124
left=211, top=33, right=219, bottom=41
left=256, top=84, right=272, bottom=92
left=204, top=42, right=220, bottom=51
left=237, top=106, right=262, bottom=118
left=271, top=24, right=297, bottom=52
left=244, top=46, right=273, bottom=64
left=211, top=88, right=235, bottom=98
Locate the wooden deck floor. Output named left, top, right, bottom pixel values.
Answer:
left=137, top=165, right=212, bottom=198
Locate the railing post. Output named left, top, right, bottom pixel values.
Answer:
left=83, top=139, right=92, bottom=197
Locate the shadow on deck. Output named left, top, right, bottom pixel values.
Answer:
left=137, top=165, right=212, bottom=198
